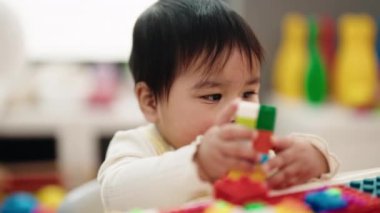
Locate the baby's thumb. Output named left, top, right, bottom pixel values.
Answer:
left=214, top=99, right=240, bottom=126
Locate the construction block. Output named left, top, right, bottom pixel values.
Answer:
left=256, top=105, right=276, bottom=131
left=254, top=131, right=273, bottom=153
left=235, top=102, right=260, bottom=129
left=304, top=188, right=348, bottom=212
left=226, top=170, right=244, bottom=181
left=248, top=165, right=266, bottom=182
left=259, top=154, right=270, bottom=164
left=214, top=176, right=268, bottom=205
left=275, top=198, right=313, bottom=213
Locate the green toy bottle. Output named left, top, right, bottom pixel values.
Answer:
left=305, top=16, right=328, bottom=105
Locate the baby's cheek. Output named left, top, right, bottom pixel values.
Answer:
left=186, top=119, right=213, bottom=142
left=199, top=119, right=214, bottom=135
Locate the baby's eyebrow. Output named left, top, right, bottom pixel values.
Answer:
left=246, top=77, right=260, bottom=85
left=192, top=76, right=259, bottom=90
left=192, top=80, right=221, bottom=90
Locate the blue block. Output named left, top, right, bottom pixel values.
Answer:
left=260, top=154, right=269, bottom=164
left=305, top=189, right=348, bottom=212
left=0, top=192, right=37, bottom=213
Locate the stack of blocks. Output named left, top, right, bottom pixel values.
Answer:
left=214, top=102, right=276, bottom=205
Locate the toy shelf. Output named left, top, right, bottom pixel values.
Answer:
left=0, top=90, right=146, bottom=189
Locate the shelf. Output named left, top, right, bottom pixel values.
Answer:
left=0, top=91, right=147, bottom=188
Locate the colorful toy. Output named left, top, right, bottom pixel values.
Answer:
left=305, top=16, right=328, bottom=104
left=266, top=185, right=380, bottom=213
left=305, top=188, right=348, bottom=212
left=143, top=185, right=380, bottom=213
left=0, top=192, right=38, bottom=213
left=334, top=14, right=378, bottom=107
left=319, top=16, right=336, bottom=98
left=213, top=102, right=276, bottom=205
left=348, top=176, right=380, bottom=198
left=36, top=185, right=65, bottom=210
left=272, top=13, right=308, bottom=100
left=0, top=184, right=66, bottom=213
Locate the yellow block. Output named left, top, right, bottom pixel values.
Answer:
left=249, top=166, right=266, bottom=182
left=205, top=201, right=234, bottom=213
left=227, top=170, right=244, bottom=181
left=275, top=199, right=313, bottom=213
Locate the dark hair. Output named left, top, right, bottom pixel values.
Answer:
left=129, top=0, right=263, bottom=101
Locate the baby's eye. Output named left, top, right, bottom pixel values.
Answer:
left=200, top=94, right=222, bottom=102
left=242, top=91, right=257, bottom=100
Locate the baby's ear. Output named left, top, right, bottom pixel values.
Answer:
left=135, top=82, right=158, bottom=122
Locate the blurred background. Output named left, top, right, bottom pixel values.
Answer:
left=0, top=0, right=379, bottom=211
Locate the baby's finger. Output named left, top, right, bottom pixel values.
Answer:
left=219, top=124, right=255, bottom=141
left=271, top=136, right=294, bottom=152
left=221, top=140, right=257, bottom=161
left=214, top=99, right=239, bottom=126
left=263, top=148, right=296, bottom=172
left=225, top=157, right=255, bottom=172
left=267, top=162, right=299, bottom=189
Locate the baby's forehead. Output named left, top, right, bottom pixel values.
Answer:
left=180, top=54, right=260, bottom=80
left=182, top=48, right=259, bottom=74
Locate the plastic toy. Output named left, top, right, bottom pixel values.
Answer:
left=214, top=102, right=276, bottom=205
left=272, top=13, right=308, bottom=100
left=0, top=192, right=37, bottom=213
left=334, top=14, right=378, bottom=107
left=304, top=188, right=348, bottom=212
left=305, top=16, right=328, bottom=104
left=36, top=185, right=65, bottom=210
left=0, top=184, right=66, bottom=213
left=348, top=176, right=380, bottom=198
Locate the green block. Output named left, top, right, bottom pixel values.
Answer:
left=256, top=105, right=276, bottom=131
left=325, top=188, right=342, bottom=197
left=244, top=202, right=266, bottom=211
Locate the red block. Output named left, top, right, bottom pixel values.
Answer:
left=214, top=176, right=268, bottom=205
left=254, top=131, right=273, bottom=153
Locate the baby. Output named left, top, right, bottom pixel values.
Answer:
left=98, top=0, right=339, bottom=211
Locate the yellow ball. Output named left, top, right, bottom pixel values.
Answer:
left=36, top=185, right=66, bottom=209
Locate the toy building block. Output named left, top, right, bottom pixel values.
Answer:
left=255, top=105, right=276, bottom=153
left=214, top=176, right=268, bottom=205
left=235, top=101, right=260, bottom=129
left=275, top=198, right=313, bottom=213
left=214, top=102, right=277, bottom=205
left=304, top=188, right=348, bottom=212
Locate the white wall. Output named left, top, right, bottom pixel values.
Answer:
left=1, top=0, right=157, bottom=62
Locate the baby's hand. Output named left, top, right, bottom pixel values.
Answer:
left=264, top=136, right=329, bottom=189
left=194, top=102, right=257, bottom=182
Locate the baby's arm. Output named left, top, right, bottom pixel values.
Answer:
left=97, top=130, right=211, bottom=211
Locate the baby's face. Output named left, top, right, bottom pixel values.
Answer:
left=155, top=48, right=260, bottom=148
